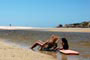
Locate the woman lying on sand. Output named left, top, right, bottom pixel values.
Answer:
left=31, top=35, right=69, bottom=51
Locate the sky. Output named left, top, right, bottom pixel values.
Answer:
left=0, top=0, right=90, bottom=27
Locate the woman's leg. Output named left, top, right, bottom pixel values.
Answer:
left=31, top=40, right=44, bottom=49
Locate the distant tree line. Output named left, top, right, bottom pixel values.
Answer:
left=57, top=21, right=90, bottom=28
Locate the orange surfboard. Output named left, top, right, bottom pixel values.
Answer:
left=59, top=50, right=79, bottom=55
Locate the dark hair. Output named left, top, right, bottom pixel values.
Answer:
left=62, top=38, right=68, bottom=44
left=61, top=38, right=69, bottom=49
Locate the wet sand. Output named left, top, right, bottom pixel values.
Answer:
left=0, top=26, right=90, bottom=60
left=0, top=41, right=56, bottom=60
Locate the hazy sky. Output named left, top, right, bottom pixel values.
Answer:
left=0, top=0, right=90, bottom=27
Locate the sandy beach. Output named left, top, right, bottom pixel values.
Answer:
left=0, top=26, right=90, bottom=32
left=0, top=26, right=90, bottom=60
left=48, top=28, right=90, bottom=32
left=0, top=41, right=56, bottom=60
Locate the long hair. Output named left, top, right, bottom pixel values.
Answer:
left=62, top=38, right=68, bottom=44
left=61, top=38, right=69, bottom=49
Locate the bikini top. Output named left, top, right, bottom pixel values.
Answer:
left=46, top=42, right=57, bottom=49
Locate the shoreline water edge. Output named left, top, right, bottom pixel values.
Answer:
left=0, top=26, right=90, bottom=60
left=0, top=26, right=90, bottom=33
left=0, top=41, right=56, bottom=60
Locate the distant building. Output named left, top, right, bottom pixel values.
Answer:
left=88, top=22, right=90, bottom=27
left=64, top=24, right=74, bottom=28
left=57, top=21, right=90, bottom=28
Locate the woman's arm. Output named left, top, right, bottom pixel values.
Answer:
left=42, top=41, right=48, bottom=46
left=40, top=40, right=48, bottom=50
left=54, top=42, right=64, bottom=50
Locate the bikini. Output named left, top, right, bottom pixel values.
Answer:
left=41, top=43, right=57, bottom=51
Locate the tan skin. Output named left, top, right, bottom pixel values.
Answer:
left=31, top=35, right=59, bottom=50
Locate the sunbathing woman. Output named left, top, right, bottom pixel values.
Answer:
left=31, top=35, right=59, bottom=51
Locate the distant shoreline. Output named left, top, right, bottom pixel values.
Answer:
left=48, top=28, right=90, bottom=33
left=0, top=26, right=90, bottom=33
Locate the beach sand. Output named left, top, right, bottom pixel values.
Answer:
left=0, top=26, right=90, bottom=32
left=0, top=26, right=90, bottom=60
left=0, top=41, right=56, bottom=60
left=48, top=28, right=90, bottom=32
